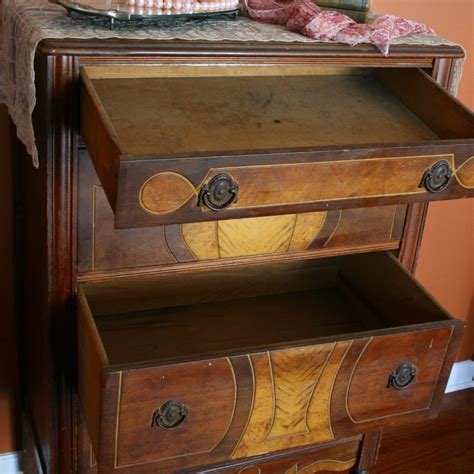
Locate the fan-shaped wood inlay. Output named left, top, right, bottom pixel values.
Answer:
left=181, top=212, right=326, bottom=260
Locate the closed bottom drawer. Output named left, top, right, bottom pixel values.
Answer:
left=78, top=252, right=462, bottom=473
left=201, top=437, right=362, bottom=473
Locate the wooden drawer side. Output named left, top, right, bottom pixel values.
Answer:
left=376, top=68, right=473, bottom=140
left=80, top=73, right=122, bottom=213
left=78, top=288, right=109, bottom=455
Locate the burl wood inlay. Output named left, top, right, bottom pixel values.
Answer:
left=181, top=220, right=219, bottom=260
left=232, top=341, right=352, bottom=459
left=284, top=459, right=356, bottom=473
left=267, top=347, right=331, bottom=439
left=225, top=438, right=360, bottom=473
left=455, top=156, right=474, bottom=188
left=140, top=172, right=196, bottom=214
left=236, top=458, right=356, bottom=474
left=182, top=212, right=326, bottom=259
left=287, top=212, right=328, bottom=251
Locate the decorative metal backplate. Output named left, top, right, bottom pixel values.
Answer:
left=387, top=362, right=417, bottom=390
left=151, top=400, right=188, bottom=430
left=198, top=173, right=239, bottom=211
left=421, top=159, right=453, bottom=193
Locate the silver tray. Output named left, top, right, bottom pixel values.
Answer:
left=56, top=0, right=240, bottom=28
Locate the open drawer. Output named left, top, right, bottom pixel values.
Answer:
left=78, top=252, right=462, bottom=473
left=81, top=65, right=474, bottom=229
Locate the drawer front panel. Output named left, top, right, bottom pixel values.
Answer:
left=117, top=146, right=474, bottom=228
left=202, top=438, right=361, bottom=473
left=79, top=418, right=360, bottom=474
left=115, top=359, right=237, bottom=467
left=78, top=151, right=406, bottom=274
left=100, top=327, right=453, bottom=472
left=347, top=330, right=451, bottom=422
left=140, top=155, right=444, bottom=213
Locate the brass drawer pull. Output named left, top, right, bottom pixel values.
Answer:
left=198, top=173, right=238, bottom=211
left=388, top=362, right=417, bottom=390
left=421, top=160, right=453, bottom=193
left=152, top=400, right=188, bottom=430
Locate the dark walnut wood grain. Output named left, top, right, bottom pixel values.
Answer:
left=17, top=53, right=80, bottom=474
left=80, top=66, right=473, bottom=228
left=77, top=252, right=462, bottom=473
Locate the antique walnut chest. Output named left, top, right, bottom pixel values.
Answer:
left=13, top=34, right=474, bottom=474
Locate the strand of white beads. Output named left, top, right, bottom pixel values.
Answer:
left=127, top=0, right=239, bottom=13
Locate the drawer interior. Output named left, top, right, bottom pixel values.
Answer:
left=81, top=65, right=473, bottom=228
left=84, top=70, right=440, bottom=156
left=82, top=65, right=472, bottom=158
left=80, top=251, right=452, bottom=368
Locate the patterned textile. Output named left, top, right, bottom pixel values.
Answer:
left=245, top=0, right=435, bottom=55
left=0, top=0, right=464, bottom=166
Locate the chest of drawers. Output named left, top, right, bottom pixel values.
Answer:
left=12, top=37, right=473, bottom=474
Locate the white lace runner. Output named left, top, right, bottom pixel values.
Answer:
left=0, top=0, right=465, bottom=166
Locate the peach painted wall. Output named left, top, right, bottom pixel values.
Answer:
left=0, top=0, right=473, bottom=455
left=374, top=0, right=474, bottom=361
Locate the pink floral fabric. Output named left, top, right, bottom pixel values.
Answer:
left=245, top=0, right=292, bottom=24
left=244, top=0, right=435, bottom=55
left=286, top=0, right=321, bottom=31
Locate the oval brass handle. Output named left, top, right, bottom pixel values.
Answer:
left=387, top=362, right=417, bottom=390
left=198, top=173, right=238, bottom=211
left=152, top=400, right=188, bottom=430
left=421, top=160, right=453, bottom=193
